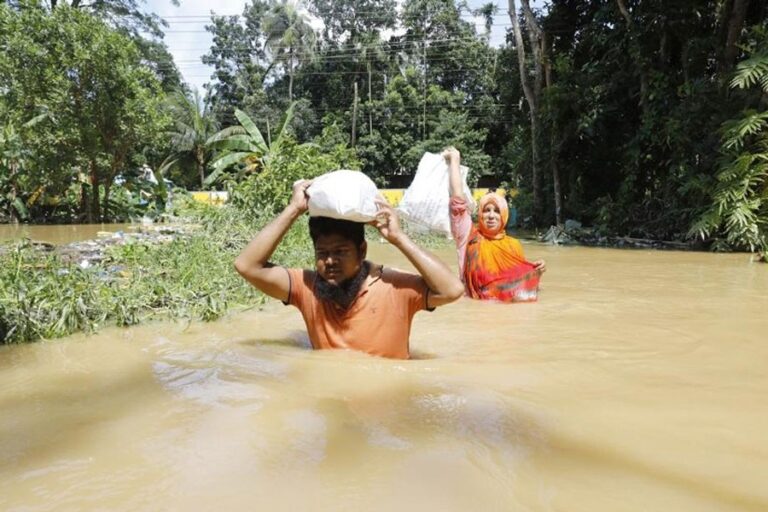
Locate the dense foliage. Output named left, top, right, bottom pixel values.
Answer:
left=0, top=3, right=174, bottom=223
left=2, top=0, right=768, bottom=252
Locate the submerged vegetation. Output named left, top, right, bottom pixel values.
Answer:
left=0, top=206, right=301, bottom=344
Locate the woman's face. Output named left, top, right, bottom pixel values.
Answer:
left=482, top=202, right=502, bottom=232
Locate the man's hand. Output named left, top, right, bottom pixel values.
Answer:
left=442, top=146, right=461, bottom=166
left=532, top=259, right=547, bottom=273
left=371, top=199, right=404, bottom=245
left=290, top=179, right=313, bottom=213
left=372, top=198, right=464, bottom=307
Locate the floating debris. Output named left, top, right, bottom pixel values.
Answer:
left=540, top=224, right=695, bottom=250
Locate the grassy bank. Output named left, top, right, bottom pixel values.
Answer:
left=0, top=203, right=314, bottom=344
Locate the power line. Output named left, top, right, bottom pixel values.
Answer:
left=159, top=8, right=514, bottom=19
left=164, top=38, right=500, bottom=55
left=164, top=22, right=513, bottom=34
left=171, top=52, right=501, bottom=65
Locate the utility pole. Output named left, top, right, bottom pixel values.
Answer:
left=351, top=81, right=359, bottom=147
left=422, top=40, right=427, bottom=140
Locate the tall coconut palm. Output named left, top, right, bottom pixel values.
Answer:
left=473, top=3, right=498, bottom=39
left=356, top=35, right=387, bottom=134
left=160, top=89, right=218, bottom=189
left=262, top=0, right=317, bottom=102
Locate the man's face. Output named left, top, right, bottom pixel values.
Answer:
left=313, top=233, right=366, bottom=286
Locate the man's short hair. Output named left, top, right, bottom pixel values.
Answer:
left=308, top=216, right=365, bottom=248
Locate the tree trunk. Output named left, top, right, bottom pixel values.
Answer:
left=351, top=81, right=359, bottom=147
left=508, top=0, right=542, bottom=223
left=103, top=181, right=112, bottom=220
left=616, top=0, right=649, bottom=114
left=288, top=49, right=294, bottom=102
left=520, top=0, right=544, bottom=99
left=543, top=32, right=562, bottom=226
left=422, top=41, right=427, bottom=140
left=721, top=0, right=750, bottom=72
left=89, top=160, right=100, bottom=223
left=101, top=154, right=125, bottom=218
left=368, top=62, right=373, bottom=134
left=197, top=148, right=205, bottom=188
left=8, top=164, right=19, bottom=223
left=80, top=182, right=89, bottom=222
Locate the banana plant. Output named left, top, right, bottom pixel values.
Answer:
left=204, top=102, right=296, bottom=187
left=0, top=114, right=47, bottom=221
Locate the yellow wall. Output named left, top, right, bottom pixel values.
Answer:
left=190, top=191, right=229, bottom=206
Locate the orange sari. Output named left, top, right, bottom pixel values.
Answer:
left=464, top=194, right=541, bottom=302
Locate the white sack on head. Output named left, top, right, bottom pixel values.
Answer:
left=307, top=169, right=380, bottom=222
left=397, top=152, right=475, bottom=234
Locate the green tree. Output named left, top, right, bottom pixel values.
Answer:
left=263, top=0, right=317, bottom=102
left=309, top=0, right=397, bottom=41
left=160, top=89, right=219, bottom=189
left=0, top=4, right=170, bottom=222
left=47, top=0, right=174, bottom=39
left=203, top=1, right=271, bottom=125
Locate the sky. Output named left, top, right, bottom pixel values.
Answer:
left=144, top=0, right=539, bottom=94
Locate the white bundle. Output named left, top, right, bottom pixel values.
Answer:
left=397, top=152, right=475, bottom=234
left=306, top=170, right=380, bottom=222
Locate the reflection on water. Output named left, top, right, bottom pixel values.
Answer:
left=0, top=240, right=766, bottom=511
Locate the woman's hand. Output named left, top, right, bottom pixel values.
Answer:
left=289, top=179, right=313, bottom=213
left=371, top=199, right=405, bottom=245
left=442, top=146, right=461, bottom=166
left=532, top=259, right=547, bottom=273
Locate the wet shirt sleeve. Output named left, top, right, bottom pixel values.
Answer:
left=285, top=268, right=313, bottom=310
left=387, top=269, right=432, bottom=315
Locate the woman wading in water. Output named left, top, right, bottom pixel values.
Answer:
left=445, top=147, right=546, bottom=302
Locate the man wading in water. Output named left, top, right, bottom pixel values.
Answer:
left=234, top=179, right=465, bottom=359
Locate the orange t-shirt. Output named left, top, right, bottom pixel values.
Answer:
left=285, top=264, right=430, bottom=359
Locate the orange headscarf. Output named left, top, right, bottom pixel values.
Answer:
left=464, top=193, right=541, bottom=302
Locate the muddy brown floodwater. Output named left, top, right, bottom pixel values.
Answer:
left=1, top=235, right=766, bottom=511
left=0, top=223, right=134, bottom=245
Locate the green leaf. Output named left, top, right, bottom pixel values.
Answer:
left=209, top=152, right=251, bottom=174
left=234, top=109, right=268, bottom=153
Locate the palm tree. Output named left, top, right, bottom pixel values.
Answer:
left=262, top=0, right=317, bottom=102
left=160, top=89, right=218, bottom=189
left=473, top=3, right=498, bottom=39
left=204, top=102, right=297, bottom=186
left=356, top=35, right=387, bottom=134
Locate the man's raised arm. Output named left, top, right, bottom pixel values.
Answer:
left=234, top=179, right=312, bottom=302
left=372, top=200, right=464, bottom=308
